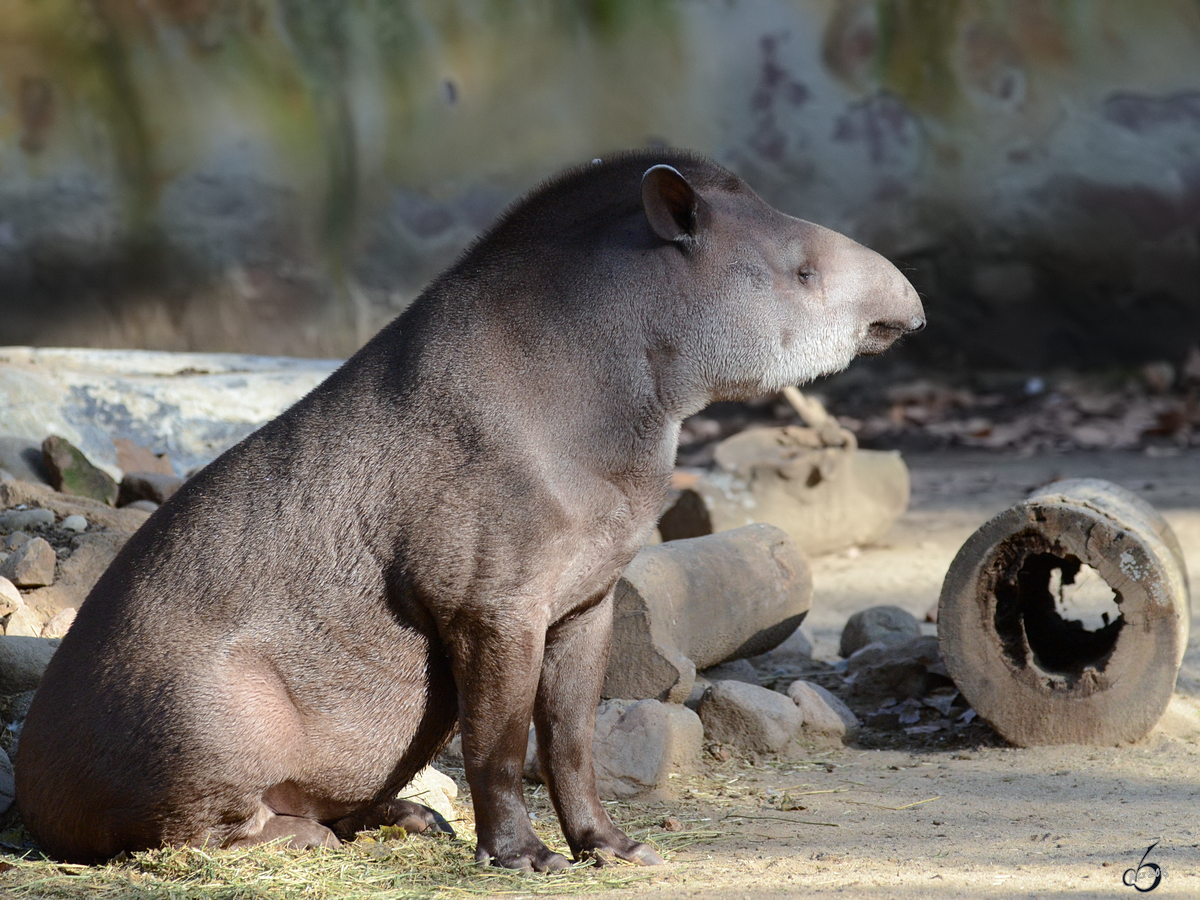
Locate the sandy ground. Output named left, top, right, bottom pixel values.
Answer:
left=528, top=449, right=1200, bottom=898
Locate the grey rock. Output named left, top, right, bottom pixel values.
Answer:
left=126, top=500, right=160, bottom=513
left=0, top=747, right=13, bottom=817
left=5, top=604, right=44, bottom=637
left=0, top=507, right=56, bottom=531
left=0, top=469, right=13, bottom=483
left=0, top=536, right=57, bottom=587
left=843, top=636, right=946, bottom=706
left=526, top=699, right=703, bottom=800
left=750, top=625, right=813, bottom=668
left=117, top=472, right=186, bottom=507
left=700, top=658, right=760, bottom=686
left=839, top=605, right=922, bottom=658
left=43, top=435, right=119, bottom=505
left=697, top=680, right=805, bottom=754
left=788, top=680, right=860, bottom=743
left=684, top=676, right=712, bottom=711
left=61, top=514, right=88, bottom=532
left=0, top=635, right=62, bottom=693
left=604, top=524, right=812, bottom=703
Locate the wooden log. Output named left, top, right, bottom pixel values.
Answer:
left=603, top=524, right=812, bottom=703
left=939, top=478, right=1191, bottom=746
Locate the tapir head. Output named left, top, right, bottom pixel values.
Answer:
left=639, top=163, right=925, bottom=411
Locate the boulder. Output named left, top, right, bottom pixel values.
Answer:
left=839, top=605, right=923, bottom=657
left=5, top=604, right=45, bottom=637
left=0, top=537, right=57, bottom=588
left=526, top=699, right=703, bottom=800
left=697, top=680, right=805, bottom=754
left=41, top=606, right=77, bottom=639
left=0, top=635, right=61, bottom=693
left=42, top=436, right=118, bottom=506
left=604, top=524, right=811, bottom=703
left=0, top=576, right=22, bottom=617
left=788, top=680, right=860, bottom=743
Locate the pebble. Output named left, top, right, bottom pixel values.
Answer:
left=697, top=680, right=805, bottom=754
left=61, top=514, right=88, bottom=532
left=0, top=536, right=57, bottom=588
left=839, top=605, right=922, bottom=657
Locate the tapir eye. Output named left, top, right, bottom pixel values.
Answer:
left=798, top=268, right=815, bottom=284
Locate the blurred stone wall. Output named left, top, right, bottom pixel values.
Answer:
left=1, top=0, right=1199, bottom=370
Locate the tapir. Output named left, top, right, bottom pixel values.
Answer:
left=16, top=151, right=924, bottom=870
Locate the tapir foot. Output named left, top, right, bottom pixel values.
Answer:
left=332, top=798, right=455, bottom=841
left=577, top=832, right=665, bottom=867
left=225, top=813, right=341, bottom=850
left=475, top=837, right=572, bottom=872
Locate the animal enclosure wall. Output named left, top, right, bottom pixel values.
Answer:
left=1, top=0, right=1199, bottom=369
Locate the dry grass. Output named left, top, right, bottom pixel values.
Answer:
left=0, top=816, right=718, bottom=900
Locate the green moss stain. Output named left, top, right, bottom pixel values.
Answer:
left=874, top=0, right=964, bottom=117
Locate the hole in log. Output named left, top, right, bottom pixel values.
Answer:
left=992, top=536, right=1123, bottom=681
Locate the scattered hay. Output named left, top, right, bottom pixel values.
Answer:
left=0, top=819, right=718, bottom=900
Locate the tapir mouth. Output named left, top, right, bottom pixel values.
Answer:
left=858, top=320, right=921, bottom=355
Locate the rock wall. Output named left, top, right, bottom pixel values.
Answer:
left=1, top=1, right=1199, bottom=369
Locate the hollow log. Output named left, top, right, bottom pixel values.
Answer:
left=939, top=478, right=1191, bottom=746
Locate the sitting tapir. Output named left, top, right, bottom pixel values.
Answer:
left=16, top=151, right=923, bottom=870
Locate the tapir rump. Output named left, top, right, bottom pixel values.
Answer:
left=16, top=151, right=923, bottom=870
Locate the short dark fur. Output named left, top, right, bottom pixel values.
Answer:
left=16, top=151, right=923, bottom=869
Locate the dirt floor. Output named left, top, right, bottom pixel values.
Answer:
left=512, top=448, right=1200, bottom=899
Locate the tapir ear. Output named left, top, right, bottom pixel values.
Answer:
left=641, top=164, right=699, bottom=244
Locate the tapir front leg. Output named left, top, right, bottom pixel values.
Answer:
left=446, top=611, right=571, bottom=872
left=534, top=592, right=664, bottom=866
